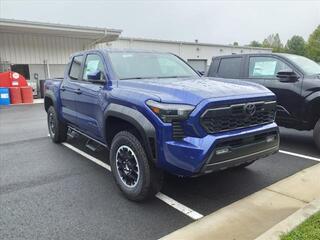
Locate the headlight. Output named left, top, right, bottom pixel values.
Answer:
left=146, top=100, right=195, bottom=123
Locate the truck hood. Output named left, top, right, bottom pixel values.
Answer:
left=117, top=77, right=273, bottom=105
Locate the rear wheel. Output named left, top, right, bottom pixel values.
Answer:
left=313, top=118, right=320, bottom=150
left=47, top=106, right=67, bottom=143
left=110, top=131, right=163, bottom=201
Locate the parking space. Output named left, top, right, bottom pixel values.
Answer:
left=1, top=104, right=319, bottom=240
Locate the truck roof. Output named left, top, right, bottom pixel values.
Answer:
left=212, top=52, right=299, bottom=60
left=70, top=48, right=172, bottom=58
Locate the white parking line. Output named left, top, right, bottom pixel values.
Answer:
left=155, top=192, right=204, bottom=220
left=62, top=142, right=111, bottom=171
left=279, top=150, right=320, bottom=162
left=61, top=142, right=204, bottom=220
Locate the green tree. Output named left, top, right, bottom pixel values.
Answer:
left=262, top=33, right=284, bottom=52
left=249, top=41, right=262, bottom=47
left=285, top=35, right=306, bottom=56
left=306, top=25, right=320, bottom=62
left=233, top=42, right=239, bottom=46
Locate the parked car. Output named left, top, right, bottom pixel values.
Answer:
left=44, top=49, right=279, bottom=201
left=206, top=53, right=320, bottom=150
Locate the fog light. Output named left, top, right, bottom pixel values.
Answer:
left=216, top=147, right=230, bottom=155
left=266, top=135, right=276, bottom=143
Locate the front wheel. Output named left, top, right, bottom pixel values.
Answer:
left=313, top=119, right=320, bottom=150
left=110, top=131, right=163, bottom=201
left=47, top=106, right=67, bottom=143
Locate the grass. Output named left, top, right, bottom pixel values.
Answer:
left=280, top=211, right=320, bottom=240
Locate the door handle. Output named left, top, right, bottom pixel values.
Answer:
left=75, top=89, right=82, bottom=95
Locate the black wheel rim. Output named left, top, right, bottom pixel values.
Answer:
left=115, top=145, right=140, bottom=188
left=48, top=112, right=55, bottom=137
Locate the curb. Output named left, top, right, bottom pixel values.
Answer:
left=255, top=198, right=320, bottom=240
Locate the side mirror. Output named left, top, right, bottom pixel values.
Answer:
left=87, top=70, right=106, bottom=83
left=276, top=71, right=299, bottom=82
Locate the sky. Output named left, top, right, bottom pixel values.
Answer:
left=0, top=0, right=319, bottom=46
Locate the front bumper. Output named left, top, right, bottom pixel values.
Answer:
left=159, top=123, right=279, bottom=176
left=200, top=130, right=279, bottom=174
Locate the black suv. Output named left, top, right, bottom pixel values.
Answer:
left=206, top=53, right=320, bottom=150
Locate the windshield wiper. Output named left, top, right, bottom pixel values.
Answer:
left=155, top=76, right=193, bottom=79
left=120, top=77, right=155, bottom=80
left=120, top=76, right=193, bottom=80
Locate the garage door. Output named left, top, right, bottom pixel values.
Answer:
left=187, top=59, right=207, bottom=73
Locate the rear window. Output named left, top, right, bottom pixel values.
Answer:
left=69, top=55, right=83, bottom=80
left=217, top=57, right=242, bottom=78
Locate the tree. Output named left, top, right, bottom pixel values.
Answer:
left=233, top=42, right=239, bottom=46
left=262, top=33, right=284, bottom=52
left=285, top=35, right=306, bottom=56
left=249, top=41, right=262, bottom=47
left=306, top=25, right=320, bottom=62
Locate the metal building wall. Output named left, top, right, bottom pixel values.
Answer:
left=99, top=38, right=272, bottom=68
left=0, top=32, right=92, bottom=65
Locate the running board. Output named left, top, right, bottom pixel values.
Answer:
left=67, top=128, right=79, bottom=139
left=85, top=139, right=101, bottom=152
left=67, top=126, right=109, bottom=150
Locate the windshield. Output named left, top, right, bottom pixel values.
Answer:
left=284, top=54, right=320, bottom=76
left=108, top=52, right=199, bottom=80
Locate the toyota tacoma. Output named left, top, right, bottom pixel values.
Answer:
left=44, top=49, right=279, bottom=201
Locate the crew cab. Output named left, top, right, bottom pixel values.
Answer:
left=44, top=49, right=279, bottom=201
left=207, top=53, right=320, bottom=150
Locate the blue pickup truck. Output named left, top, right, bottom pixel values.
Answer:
left=44, top=49, right=279, bottom=201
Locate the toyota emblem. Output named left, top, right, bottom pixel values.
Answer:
left=244, top=103, right=256, bottom=116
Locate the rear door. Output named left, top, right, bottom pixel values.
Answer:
left=74, top=53, right=107, bottom=140
left=60, top=55, right=84, bottom=125
left=244, top=55, right=303, bottom=121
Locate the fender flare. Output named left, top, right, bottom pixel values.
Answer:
left=305, top=91, right=320, bottom=124
left=103, top=103, right=157, bottom=163
left=44, top=91, right=57, bottom=111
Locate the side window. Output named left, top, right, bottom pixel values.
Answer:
left=82, top=54, right=105, bottom=81
left=207, top=58, right=219, bottom=77
left=69, top=55, right=83, bottom=80
left=217, top=57, right=242, bottom=78
left=249, top=57, right=292, bottom=79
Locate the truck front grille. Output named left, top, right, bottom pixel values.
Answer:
left=172, top=121, right=185, bottom=140
left=200, top=101, right=276, bottom=134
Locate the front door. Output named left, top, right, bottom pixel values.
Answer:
left=60, top=55, right=84, bottom=125
left=246, top=56, right=303, bottom=121
left=75, top=53, right=107, bottom=140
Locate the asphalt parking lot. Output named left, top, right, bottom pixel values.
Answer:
left=0, top=104, right=319, bottom=240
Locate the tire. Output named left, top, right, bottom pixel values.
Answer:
left=110, top=131, right=163, bottom=201
left=47, top=106, right=67, bottom=143
left=313, top=118, right=320, bottom=150
left=230, top=160, right=255, bottom=170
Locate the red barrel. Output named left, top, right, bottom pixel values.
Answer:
left=0, top=71, right=28, bottom=87
left=0, top=72, right=11, bottom=87
left=9, top=87, right=22, bottom=104
left=21, top=86, right=33, bottom=103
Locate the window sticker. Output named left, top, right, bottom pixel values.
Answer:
left=253, top=61, right=277, bottom=76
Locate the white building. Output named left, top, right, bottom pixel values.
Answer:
left=0, top=18, right=271, bottom=84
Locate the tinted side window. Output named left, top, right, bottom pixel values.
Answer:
left=207, top=58, right=220, bottom=77
left=249, top=57, right=292, bottom=79
left=69, top=55, right=83, bottom=80
left=83, top=54, right=105, bottom=81
left=217, top=57, right=242, bottom=78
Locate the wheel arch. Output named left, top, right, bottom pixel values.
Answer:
left=44, top=92, right=57, bottom=112
left=104, top=103, right=157, bottom=164
left=305, top=92, right=320, bottom=128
